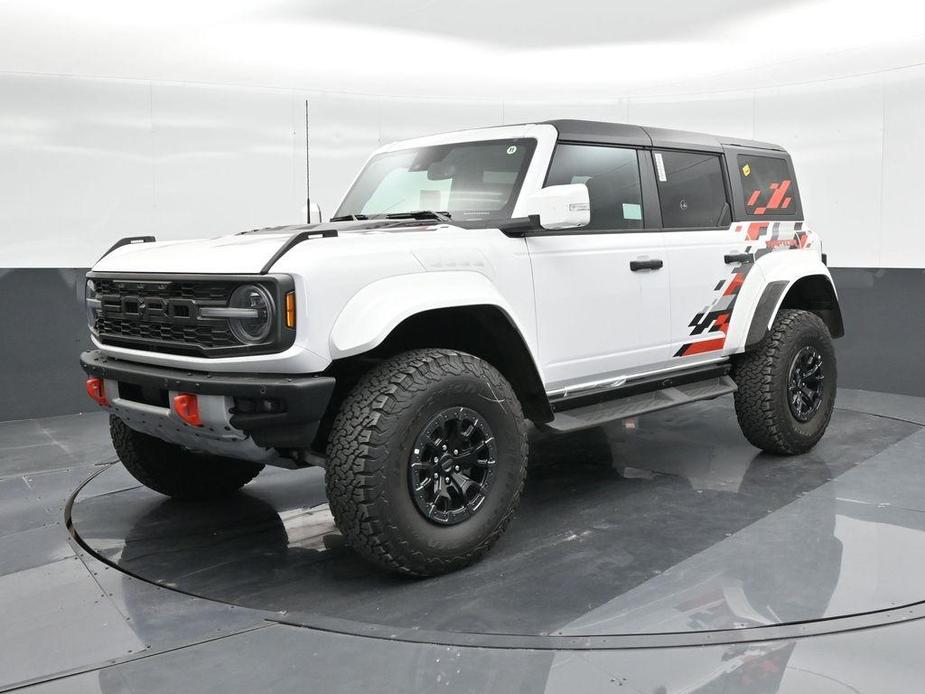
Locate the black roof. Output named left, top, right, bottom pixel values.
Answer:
left=542, top=119, right=785, bottom=153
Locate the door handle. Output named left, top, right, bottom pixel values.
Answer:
left=630, top=258, right=663, bottom=271
left=724, top=253, right=754, bottom=264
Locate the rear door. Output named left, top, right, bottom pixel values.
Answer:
left=526, top=143, right=670, bottom=392
left=653, top=149, right=742, bottom=362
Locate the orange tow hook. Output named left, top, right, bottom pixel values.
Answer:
left=173, top=393, right=203, bottom=427
left=85, top=377, right=108, bottom=407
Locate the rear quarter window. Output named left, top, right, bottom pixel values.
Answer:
left=738, top=154, right=797, bottom=216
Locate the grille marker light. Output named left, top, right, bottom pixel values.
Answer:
left=285, top=291, right=296, bottom=329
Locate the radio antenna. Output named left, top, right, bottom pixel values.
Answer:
left=305, top=99, right=311, bottom=224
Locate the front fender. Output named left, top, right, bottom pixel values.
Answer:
left=329, top=271, right=523, bottom=359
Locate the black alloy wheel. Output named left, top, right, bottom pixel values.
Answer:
left=408, top=407, right=497, bottom=525
left=788, top=346, right=825, bottom=422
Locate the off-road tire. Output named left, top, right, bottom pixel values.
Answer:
left=325, top=349, right=529, bottom=576
left=732, top=309, right=837, bottom=455
left=110, top=416, right=263, bottom=500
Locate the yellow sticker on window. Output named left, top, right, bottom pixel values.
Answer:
left=742, top=163, right=751, bottom=176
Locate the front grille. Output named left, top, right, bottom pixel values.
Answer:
left=90, top=275, right=290, bottom=357
left=96, top=315, right=238, bottom=349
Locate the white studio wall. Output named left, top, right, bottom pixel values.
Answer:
left=0, top=74, right=308, bottom=268
left=2, top=64, right=925, bottom=269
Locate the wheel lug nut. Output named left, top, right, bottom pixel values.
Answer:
left=454, top=465, right=460, bottom=472
left=453, top=449, right=458, bottom=455
left=433, top=457, right=439, bottom=463
left=433, top=473, right=439, bottom=479
left=445, top=476, right=450, bottom=483
left=442, top=445, right=447, bottom=451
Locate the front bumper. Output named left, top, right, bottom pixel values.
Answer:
left=80, top=350, right=335, bottom=462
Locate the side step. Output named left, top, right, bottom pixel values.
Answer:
left=543, top=375, right=738, bottom=433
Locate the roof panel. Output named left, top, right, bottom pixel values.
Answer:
left=643, top=125, right=723, bottom=152
left=541, top=119, right=784, bottom=152
left=541, top=119, right=650, bottom=146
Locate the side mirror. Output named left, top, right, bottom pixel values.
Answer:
left=523, top=184, right=590, bottom=230
left=308, top=201, right=323, bottom=224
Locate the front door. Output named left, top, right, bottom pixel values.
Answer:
left=527, top=143, right=671, bottom=393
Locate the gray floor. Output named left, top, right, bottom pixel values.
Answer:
left=3, top=392, right=925, bottom=692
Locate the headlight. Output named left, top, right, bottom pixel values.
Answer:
left=227, top=284, right=274, bottom=344
left=85, top=279, right=101, bottom=333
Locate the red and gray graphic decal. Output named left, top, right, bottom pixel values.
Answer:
left=674, top=221, right=810, bottom=358
left=747, top=179, right=793, bottom=216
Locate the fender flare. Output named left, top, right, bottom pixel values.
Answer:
left=329, top=271, right=532, bottom=359
left=744, top=265, right=843, bottom=350
left=744, top=280, right=790, bottom=350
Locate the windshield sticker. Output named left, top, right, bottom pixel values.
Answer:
left=654, top=152, right=667, bottom=182
left=742, top=163, right=751, bottom=176
left=506, top=145, right=517, bottom=155
left=622, top=203, right=643, bottom=220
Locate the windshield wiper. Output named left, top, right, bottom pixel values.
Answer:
left=329, top=213, right=370, bottom=222
left=381, top=210, right=452, bottom=223
left=330, top=210, right=453, bottom=224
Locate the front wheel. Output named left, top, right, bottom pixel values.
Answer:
left=325, top=349, right=528, bottom=576
left=732, top=309, right=837, bottom=455
left=110, top=416, right=263, bottom=500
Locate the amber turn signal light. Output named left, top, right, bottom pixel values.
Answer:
left=173, top=393, right=203, bottom=427
left=285, top=291, right=296, bottom=329
left=85, top=377, right=108, bottom=407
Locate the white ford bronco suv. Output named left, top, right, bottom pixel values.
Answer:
left=81, top=120, right=843, bottom=575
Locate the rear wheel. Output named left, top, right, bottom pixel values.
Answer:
left=325, top=349, right=528, bottom=576
left=110, top=416, right=263, bottom=500
left=732, top=309, right=837, bottom=455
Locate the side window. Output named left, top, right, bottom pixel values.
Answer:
left=738, top=154, right=796, bottom=216
left=653, top=151, right=729, bottom=228
left=545, top=144, right=644, bottom=230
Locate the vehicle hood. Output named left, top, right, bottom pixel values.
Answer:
left=92, top=221, right=464, bottom=274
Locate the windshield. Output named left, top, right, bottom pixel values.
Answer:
left=334, top=138, right=536, bottom=222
